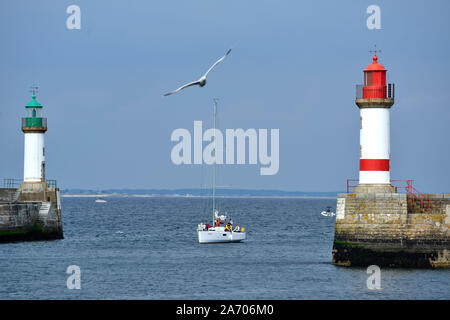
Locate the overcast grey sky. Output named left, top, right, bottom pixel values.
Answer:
left=0, top=0, right=449, bottom=192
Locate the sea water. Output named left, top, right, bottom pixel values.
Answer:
left=0, top=197, right=448, bottom=299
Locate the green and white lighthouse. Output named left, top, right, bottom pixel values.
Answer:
left=22, top=94, right=47, bottom=183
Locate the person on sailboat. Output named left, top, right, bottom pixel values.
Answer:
left=233, top=224, right=240, bottom=232
left=215, top=218, right=221, bottom=227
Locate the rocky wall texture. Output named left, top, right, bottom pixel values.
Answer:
left=0, top=187, right=63, bottom=242
left=332, top=193, right=450, bottom=268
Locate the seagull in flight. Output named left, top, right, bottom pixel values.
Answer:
left=163, top=49, right=231, bottom=96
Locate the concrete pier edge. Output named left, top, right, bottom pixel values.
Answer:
left=332, top=191, right=450, bottom=268
left=0, top=182, right=64, bottom=243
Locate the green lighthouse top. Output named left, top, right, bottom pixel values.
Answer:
left=26, top=94, right=43, bottom=108
left=23, top=92, right=46, bottom=130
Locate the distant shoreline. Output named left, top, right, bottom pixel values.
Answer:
left=61, top=193, right=338, bottom=199
left=60, top=188, right=340, bottom=199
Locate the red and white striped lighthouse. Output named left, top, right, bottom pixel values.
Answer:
left=356, top=55, right=395, bottom=186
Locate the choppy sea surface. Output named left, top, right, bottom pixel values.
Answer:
left=0, top=197, right=449, bottom=299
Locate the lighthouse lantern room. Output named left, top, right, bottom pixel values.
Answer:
left=22, top=94, right=47, bottom=183
left=355, top=55, right=395, bottom=190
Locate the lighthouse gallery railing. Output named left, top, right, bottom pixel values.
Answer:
left=21, top=117, right=47, bottom=128
left=356, top=84, right=395, bottom=99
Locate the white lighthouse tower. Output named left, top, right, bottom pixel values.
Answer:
left=22, top=93, right=47, bottom=184
left=355, top=54, right=395, bottom=193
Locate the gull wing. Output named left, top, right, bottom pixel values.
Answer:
left=203, top=49, right=232, bottom=78
left=163, top=80, right=201, bottom=96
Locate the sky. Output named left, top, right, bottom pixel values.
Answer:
left=0, top=0, right=449, bottom=192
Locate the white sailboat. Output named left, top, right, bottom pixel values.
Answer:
left=197, top=99, right=246, bottom=244
left=95, top=187, right=107, bottom=203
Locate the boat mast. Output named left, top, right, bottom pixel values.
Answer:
left=212, top=98, right=218, bottom=224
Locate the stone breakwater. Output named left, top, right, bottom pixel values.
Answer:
left=0, top=184, right=63, bottom=242
left=332, top=193, right=450, bottom=268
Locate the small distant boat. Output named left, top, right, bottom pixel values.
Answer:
left=95, top=187, right=107, bottom=203
left=321, top=206, right=335, bottom=217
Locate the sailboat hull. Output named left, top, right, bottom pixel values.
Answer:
left=197, top=230, right=246, bottom=244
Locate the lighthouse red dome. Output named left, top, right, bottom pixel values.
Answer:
left=362, top=55, right=388, bottom=97
left=364, top=55, right=386, bottom=71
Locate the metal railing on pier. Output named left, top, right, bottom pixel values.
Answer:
left=3, top=179, right=22, bottom=188
left=391, top=180, right=431, bottom=214
left=2, top=178, right=57, bottom=189
left=346, top=179, right=358, bottom=193
left=46, top=180, right=57, bottom=188
left=346, top=179, right=432, bottom=214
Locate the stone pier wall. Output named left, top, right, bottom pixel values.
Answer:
left=0, top=186, right=63, bottom=242
left=332, top=193, right=450, bottom=268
